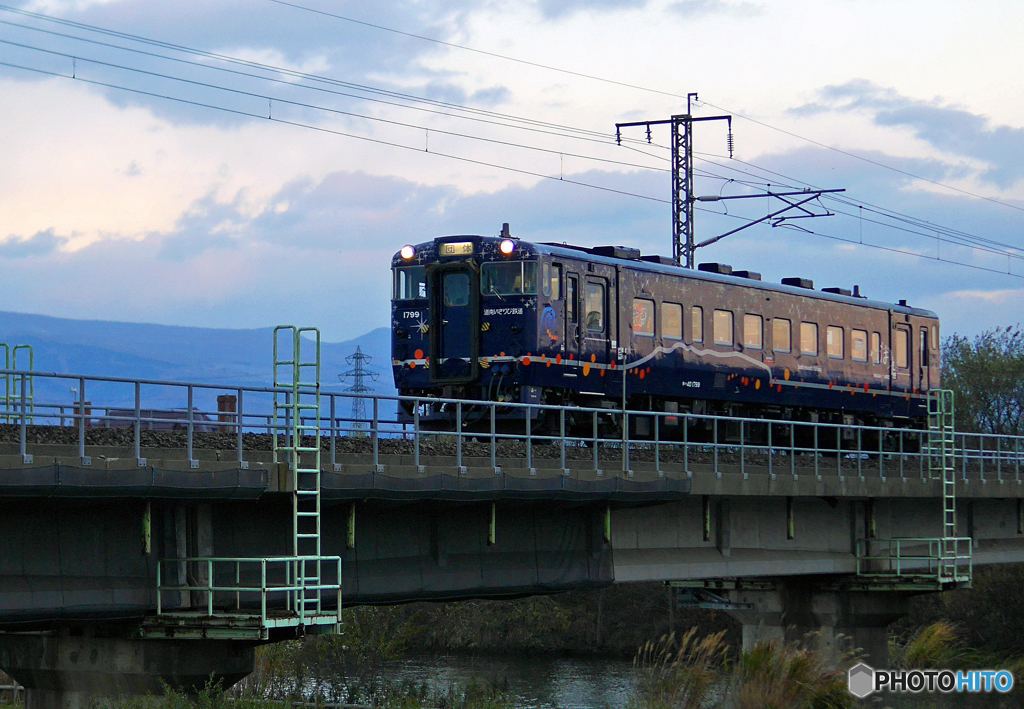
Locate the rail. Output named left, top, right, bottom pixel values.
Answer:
left=0, top=368, right=1022, bottom=483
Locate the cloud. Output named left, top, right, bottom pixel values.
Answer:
left=791, top=81, right=1024, bottom=189
left=949, top=289, right=1024, bottom=305
left=667, top=0, right=763, bottom=18
left=0, top=229, right=67, bottom=258
left=535, top=0, right=650, bottom=19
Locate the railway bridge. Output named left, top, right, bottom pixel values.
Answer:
left=1, top=329, right=1022, bottom=707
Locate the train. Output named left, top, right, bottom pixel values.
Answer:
left=390, top=224, right=939, bottom=440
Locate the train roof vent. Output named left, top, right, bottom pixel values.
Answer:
left=781, top=277, right=814, bottom=289
left=591, top=245, right=641, bottom=260
left=822, top=287, right=852, bottom=297
left=733, top=270, right=761, bottom=281
left=698, top=262, right=732, bottom=275
left=640, top=255, right=678, bottom=266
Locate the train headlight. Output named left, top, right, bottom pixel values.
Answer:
left=400, top=245, right=415, bottom=260
left=499, top=239, right=515, bottom=255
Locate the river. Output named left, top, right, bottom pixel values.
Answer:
left=384, top=654, right=636, bottom=708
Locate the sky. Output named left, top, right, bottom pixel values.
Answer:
left=1, top=0, right=1022, bottom=343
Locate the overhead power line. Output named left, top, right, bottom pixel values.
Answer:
left=0, top=58, right=670, bottom=206
left=0, top=38, right=667, bottom=174
left=265, top=0, right=1024, bottom=215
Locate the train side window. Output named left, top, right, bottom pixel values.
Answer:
left=585, top=282, right=605, bottom=333
left=895, top=328, right=909, bottom=369
left=931, top=325, right=938, bottom=350
left=542, top=263, right=562, bottom=299
left=800, top=322, right=818, bottom=356
left=870, top=332, right=881, bottom=364
left=920, top=328, right=929, bottom=366
left=826, top=326, right=844, bottom=359
left=691, top=306, right=704, bottom=344
left=743, top=314, right=762, bottom=350
left=852, top=329, right=868, bottom=362
left=662, top=302, right=682, bottom=340
left=773, top=318, right=791, bottom=353
left=713, top=310, right=734, bottom=347
left=632, top=298, right=655, bottom=336
left=566, top=276, right=578, bottom=324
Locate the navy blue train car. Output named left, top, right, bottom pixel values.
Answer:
left=391, top=226, right=939, bottom=435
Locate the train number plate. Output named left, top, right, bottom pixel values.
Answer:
left=440, top=241, right=473, bottom=256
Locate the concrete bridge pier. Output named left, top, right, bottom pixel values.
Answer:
left=725, top=578, right=911, bottom=667
left=0, top=634, right=254, bottom=709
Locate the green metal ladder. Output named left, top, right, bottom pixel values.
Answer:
left=1, top=344, right=33, bottom=424
left=855, top=389, right=972, bottom=588
left=148, top=328, right=340, bottom=640
left=927, top=390, right=970, bottom=584
left=274, top=326, right=325, bottom=620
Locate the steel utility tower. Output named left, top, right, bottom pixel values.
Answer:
left=338, top=346, right=378, bottom=433
left=616, top=92, right=843, bottom=267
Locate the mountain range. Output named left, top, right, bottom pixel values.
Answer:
left=0, top=310, right=394, bottom=414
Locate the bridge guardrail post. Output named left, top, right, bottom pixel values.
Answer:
left=19, top=372, right=30, bottom=464
left=713, top=417, right=719, bottom=479
left=236, top=388, right=246, bottom=469
left=490, top=404, right=499, bottom=475
left=456, top=401, right=464, bottom=475
left=329, top=394, right=337, bottom=470
left=134, top=381, right=145, bottom=467
left=592, top=410, right=600, bottom=476
left=78, top=377, right=89, bottom=465
left=372, top=397, right=381, bottom=472
left=560, top=408, right=567, bottom=476
left=526, top=404, right=534, bottom=476
left=654, top=413, right=662, bottom=478
left=739, top=420, right=745, bottom=480
left=413, top=399, right=422, bottom=474
left=683, top=412, right=689, bottom=476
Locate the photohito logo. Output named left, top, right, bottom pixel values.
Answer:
left=848, top=662, right=1014, bottom=697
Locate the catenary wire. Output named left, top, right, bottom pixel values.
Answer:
left=0, top=59, right=671, bottom=206
left=0, top=5, right=659, bottom=148
left=0, top=39, right=669, bottom=173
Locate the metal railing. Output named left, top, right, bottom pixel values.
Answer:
left=155, top=555, right=342, bottom=634
left=0, top=368, right=1022, bottom=483
left=855, top=537, right=973, bottom=585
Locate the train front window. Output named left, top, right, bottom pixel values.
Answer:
left=394, top=266, right=427, bottom=300
left=443, top=272, right=470, bottom=306
left=481, top=262, right=538, bottom=296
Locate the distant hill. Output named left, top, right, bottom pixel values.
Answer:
left=0, top=311, right=394, bottom=415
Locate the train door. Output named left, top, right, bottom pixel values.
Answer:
left=429, top=264, right=479, bottom=383
left=582, top=275, right=612, bottom=372
left=891, top=321, right=912, bottom=392
left=564, top=272, right=580, bottom=360
left=918, top=325, right=931, bottom=392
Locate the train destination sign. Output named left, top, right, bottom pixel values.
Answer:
left=440, top=241, right=473, bottom=256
